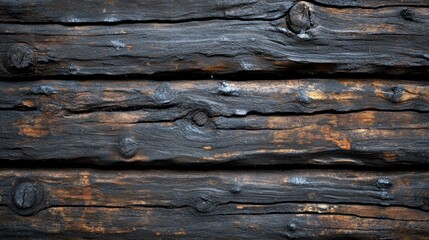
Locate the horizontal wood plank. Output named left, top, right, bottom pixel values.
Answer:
left=1, top=79, right=428, bottom=166
left=0, top=79, right=429, bottom=113
left=1, top=170, right=428, bottom=239
left=0, top=3, right=428, bottom=77
left=0, top=0, right=427, bottom=23
left=1, top=79, right=429, bottom=114
left=0, top=0, right=293, bottom=23
left=1, top=91, right=428, bottom=165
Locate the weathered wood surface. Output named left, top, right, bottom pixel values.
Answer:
left=1, top=79, right=429, bottom=113
left=1, top=170, right=428, bottom=239
left=0, top=0, right=294, bottom=23
left=0, top=79, right=428, bottom=166
left=0, top=0, right=427, bottom=23
left=0, top=2, right=428, bottom=77
left=0, top=1, right=428, bottom=238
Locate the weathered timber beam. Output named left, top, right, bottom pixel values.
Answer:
left=0, top=170, right=428, bottom=239
left=0, top=4, right=427, bottom=77
left=0, top=0, right=294, bottom=23
left=0, top=0, right=427, bottom=23
left=1, top=79, right=428, bottom=114
left=0, top=108, right=428, bottom=165
left=1, top=79, right=428, bottom=166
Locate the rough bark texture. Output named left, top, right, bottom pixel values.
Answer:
left=1, top=169, right=429, bottom=239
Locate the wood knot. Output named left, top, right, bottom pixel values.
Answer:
left=31, top=85, right=58, bottom=96
left=118, top=137, right=138, bottom=158
left=152, top=83, right=176, bottom=105
left=287, top=2, right=313, bottom=34
left=4, top=43, right=36, bottom=72
left=11, top=180, right=44, bottom=216
left=376, top=178, right=393, bottom=189
left=387, top=86, right=404, bottom=103
left=400, top=8, right=415, bottom=21
left=218, top=82, right=240, bottom=96
left=229, top=184, right=242, bottom=194
left=296, top=89, right=312, bottom=104
left=192, top=111, right=209, bottom=127
left=286, top=222, right=298, bottom=232
left=192, top=194, right=216, bottom=213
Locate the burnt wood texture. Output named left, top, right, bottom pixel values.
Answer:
left=0, top=0, right=429, bottom=239
left=0, top=1, right=428, bottom=78
left=0, top=79, right=428, bottom=166
left=1, top=169, right=429, bottom=239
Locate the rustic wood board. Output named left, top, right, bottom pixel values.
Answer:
left=0, top=1, right=428, bottom=238
left=0, top=2, right=428, bottom=77
left=0, top=79, right=429, bottom=166
left=0, top=0, right=428, bottom=23
left=1, top=79, right=428, bottom=166
left=1, top=169, right=428, bottom=239
left=2, top=79, right=429, bottom=114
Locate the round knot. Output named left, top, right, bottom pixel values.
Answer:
left=10, top=181, right=45, bottom=216
left=152, top=83, right=176, bottom=105
left=192, top=112, right=209, bottom=127
left=388, top=86, right=404, bottom=103
left=193, top=195, right=216, bottom=213
left=400, top=8, right=415, bottom=21
left=287, top=2, right=313, bottom=34
left=4, top=43, right=35, bottom=72
left=14, top=182, right=38, bottom=209
left=286, top=222, right=298, bottom=232
left=118, top=138, right=138, bottom=158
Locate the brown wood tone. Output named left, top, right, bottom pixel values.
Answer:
left=0, top=79, right=428, bottom=166
left=0, top=2, right=428, bottom=78
left=1, top=169, right=428, bottom=239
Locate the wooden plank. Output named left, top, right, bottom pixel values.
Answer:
left=1, top=79, right=429, bottom=114
left=1, top=79, right=428, bottom=166
left=2, top=207, right=428, bottom=239
left=0, top=4, right=428, bottom=77
left=0, top=106, right=428, bottom=165
left=0, top=0, right=427, bottom=23
left=1, top=170, right=428, bottom=239
left=312, top=0, right=429, bottom=7
left=0, top=0, right=294, bottom=23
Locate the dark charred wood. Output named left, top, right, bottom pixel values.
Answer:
left=0, top=79, right=428, bottom=166
left=0, top=169, right=428, bottom=239
left=0, top=0, right=427, bottom=23
left=0, top=3, right=428, bottom=77
left=0, top=1, right=428, bottom=238
left=1, top=79, right=428, bottom=115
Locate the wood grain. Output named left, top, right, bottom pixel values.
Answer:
left=0, top=1, right=428, bottom=238
left=1, top=169, right=428, bottom=239
left=0, top=0, right=293, bottom=23
left=0, top=79, right=428, bottom=166
left=0, top=0, right=427, bottom=23
left=0, top=3, right=428, bottom=77
left=1, top=79, right=428, bottom=114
